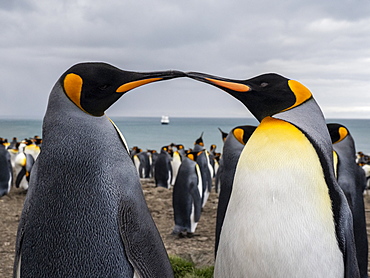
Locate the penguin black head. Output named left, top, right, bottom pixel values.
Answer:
left=175, top=144, right=184, bottom=150
left=186, top=150, right=203, bottom=161
left=327, top=123, right=349, bottom=144
left=61, top=62, right=185, bottom=116
left=218, top=128, right=228, bottom=142
left=232, top=125, right=257, bottom=145
left=0, top=138, right=7, bottom=145
left=186, top=72, right=312, bottom=122
left=194, top=132, right=204, bottom=146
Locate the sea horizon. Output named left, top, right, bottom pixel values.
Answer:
left=1, top=116, right=369, bottom=154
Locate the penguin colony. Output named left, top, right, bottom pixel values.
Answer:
left=0, top=62, right=368, bottom=277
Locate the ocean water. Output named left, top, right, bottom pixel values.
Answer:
left=0, top=117, right=369, bottom=154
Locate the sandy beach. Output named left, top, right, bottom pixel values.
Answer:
left=1, top=179, right=370, bottom=277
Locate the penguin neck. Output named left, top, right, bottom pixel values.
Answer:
left=42, top=82, right=111, bottom=144
left=272, top=98, right=335, bottom=179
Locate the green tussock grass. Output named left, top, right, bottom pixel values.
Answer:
left=169, top=256, right=214, bottom=278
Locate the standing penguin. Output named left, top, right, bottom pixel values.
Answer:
left=13, top=140, right=34, bottom=191
left=14, top=62, right=184, bottom=278
left=172, top=151, right=203, bottom=237
left=154, top=145, right=173, bottom=189
left=193, top=133, right=213, bottom=207
left=0, top=138, right=13, bottom=197
left=327, top=123, right=368, bottom=278
left=171, top=144, right=183, bottom=186
left=186, top=72, right=359, bottom=277
left=131, top=147, right=151, bottom=178
left=215, top=125, right=256, bottom=256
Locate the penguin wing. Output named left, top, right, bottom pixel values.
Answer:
left=15, top=167, right=26, bottom=188
left=189, top=169, right=202, bottom=223
left=118, top=193, right=173, bottom=278
left=25, top=154, right=35, bottom=180
left=276, top=99, right=360, bottom=278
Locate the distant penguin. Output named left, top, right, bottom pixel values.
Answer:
left=193, top=133, right=212, bottom=207
left=327, top=123, right=368, bottom=278
left=208, top=144, right=217, bottom=177
left=175, top=144, right=186, bottom=157
left=24, top=139, right=41, bottom=161
left=0, top=139, right=13, bottom=197
left=14, top=62, right=183, bottom=277
left=214, top=128, right=228, bottom=193
left=131, top=147, right=151, bottom=178
left=13, top=140, right=34, bottom=191
left=215, top=125, right=256, bottom=256
left=154, top=146, right=173, bottom=189
left=172, top=151, right=203, bottom=237
left=33, top=136, right=42, bottom=148
left=363, top=164, right=370, bottom=191
left=218, top=128, right=228, bottom=143
left=148, top=149, right=158, bottom=178
left=187, top=71, right=359, bottom=277
left=7, top=138, right=19, bottom=173
left=138, top=151, right=151, bottom=178
left=7, top=137, right=18, bottom=150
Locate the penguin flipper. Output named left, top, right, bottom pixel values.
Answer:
left=118, top=197, right=173, bottom=278
left=190, top=182, right=202, bottom=223
left=15, top=168, right=26, bottom=188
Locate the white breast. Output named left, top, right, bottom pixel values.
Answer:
left=214, top=118, right=343, bottom=278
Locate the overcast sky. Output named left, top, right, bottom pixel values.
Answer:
left=1, top=0, right=370, bottom=119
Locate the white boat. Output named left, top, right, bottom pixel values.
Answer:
left=161, top=115, right=170, bottom=124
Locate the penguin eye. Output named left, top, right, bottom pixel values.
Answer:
left=260, top=82, right=269, bottom=88
left=99, top=84, right=109, bottom=91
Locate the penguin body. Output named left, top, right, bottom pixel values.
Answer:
left=187, top=72, right=359, bottom=277
left=148, top=150, right=158, bottom=178
left=328, top=123, right=368, bottom=278
left=215, top=125, right=256, bottom=256
left=13, top=141, right=33, bottom=190
left=196, top=150, right=212, bottom=207
left=193, top=134, right=212, bottom=207
left=14, top=63, right=183, bottom=277
left=154, top=146, right=173, bottom=189
left=0, top=141, right=13, bottom=197
left=172, top=152, right=203, bottom=237
left=24, top=140, right=41, bottom=161
left=171, top=150, right=182, bottom=186
left=133, top=149, right=151, bottom=178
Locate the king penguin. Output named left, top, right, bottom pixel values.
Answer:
left=327, top=123, right=368, bottom=278
left=171, top=144, right=183, bottom=186
left=13, top=140, right=34, bottom=191
left=154, top=145, right=173, bottom=189
left=193, top=133, right=213, bottom=207
left=14, top=62, right=184, bottom=278
left=172, top=151, right=203, bottom=237
left=186, top=72, right=359, bottom=277
left=215, top=125, right=256, bottom=257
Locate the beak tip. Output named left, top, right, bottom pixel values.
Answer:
left=172, top=70, right=187, bottom=78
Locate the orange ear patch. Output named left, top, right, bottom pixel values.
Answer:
left=335, top=127, right=348, bottom=143
left=64, top=73, right=83, bottom=110
left=233, top=128, right=246, bottom=145
left=287, top=80, right=312, bottom=110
